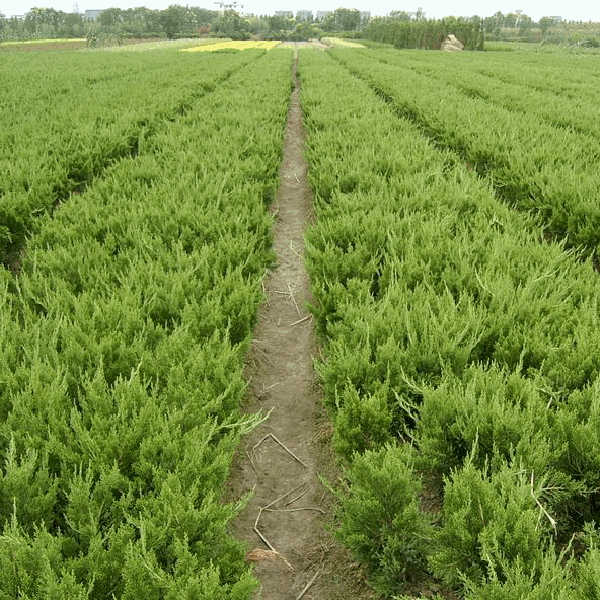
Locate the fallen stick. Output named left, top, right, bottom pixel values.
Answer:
left=252, top=485, right=307, bottom=572
left=296, top=568, right=321, bottom=600
left=245, top=450, right=260, bottom=478
left=261, top=482, right=307, bottom=513
left=264, top=507, right=326, bottom=514
left=290, top=314, right=312, bottom=327
left=291, top=547, right=311, bottom=563
left=253, top=433, right=308, bottom=468
left=285, top=489, right=308, bottom=506
left=289, top=239, right=303, bottom=258
left=287, top=282, right=302, bottom=317
left=260, top=382, right=280, bottom=394
left=253, top=525, right=276, bottom=551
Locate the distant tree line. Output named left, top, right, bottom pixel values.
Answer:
left=365, top=12, right=484, bottom=50
left=0, top=5, right=371, bottom=43
left=0, top=5, right=222, bottom=41
left=484, top=11, right=600, bottom=45
left=1, top=6, right=597, bottom=46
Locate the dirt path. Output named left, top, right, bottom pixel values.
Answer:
left=226, top=49, right=375, bottom=600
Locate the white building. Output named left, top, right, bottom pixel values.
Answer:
left=84, top=9, right=103, bottom=20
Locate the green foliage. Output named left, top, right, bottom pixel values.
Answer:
left=335, top=445, right=432, bottom=593
left=417, top=367, right=557, bottom=476
left=0, top=49, right=258, bottom=264
left=430, top=460, right=550, bottom=590
left=300, top=48, right=600, bottom=599
left=333, top=385, right=393, bottom=460
left=366, top=16, right=483, bottom=50
left=461, top=549, right=573, bottom=600
left=332, top=47, right=600, bottom=256
left=0, top=49, right=293, bottom=598
left=575, top=536, right=600, bottom=600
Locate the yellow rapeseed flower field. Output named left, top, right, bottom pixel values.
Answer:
left=183, top=40, right=281, bottom=53
left=322, top=37, right=365, bottom=48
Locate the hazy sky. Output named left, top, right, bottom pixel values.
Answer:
left=1, top=0, right=598, bottom=22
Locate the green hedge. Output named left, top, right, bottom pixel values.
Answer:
left=365, top=16, right=483, bottom=50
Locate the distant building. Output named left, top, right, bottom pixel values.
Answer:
left=316, top=10, right=331, bottom=19
left=296, top=9, right=312, bottom=20
left=549, top=15, right=562, bottom=23
left=11, top=14, right=26, bottom=19
left=360, top=11, right=371, bottom=22
left=84, top=9, right=103, bottom=20
left=275, top=10, right=294, bottom=18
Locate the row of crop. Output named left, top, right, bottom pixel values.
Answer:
left=380, top=49, right=600, bottom=138
left=330, top=48, right=600, bottom=259
left=465, top=51, right=600, bottom=101
left=0, top=49, right=259, bottom=263
left=0, top=48, right=293, bottom=598
left=396, top=47, right=600, bottom=101
left=299, top=48, right=600, bottom=599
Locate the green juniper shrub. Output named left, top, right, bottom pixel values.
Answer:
left=333, top=384, right=393, bottom=461
left=334, top=444, right=432, bottom=595
left=574, top=526, right=600, bottom=600
left=417, top=366, right=556, bottom=476
left=430, top=457, right=554, bottom=592
left=461, top=547, right=574, bottom=600
left=553, top=380, right=600, bottom=525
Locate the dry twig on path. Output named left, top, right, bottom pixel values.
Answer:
left=253, top=433, right=308, bottom=468
left=285, top=489, right=308, bottom=506
left=287, top=282, right=302, bottom=317
left=245, top=450, right=260, bottom=478
left=264, top=507, right=326, bottom=515
left=253, top=483, right=308, bottom=571
left=290, top=314, right=312, bottom=327
left=296, top=568, right=321, bottom=600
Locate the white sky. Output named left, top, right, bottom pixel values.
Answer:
left=1, top=0, right=599, bottom=22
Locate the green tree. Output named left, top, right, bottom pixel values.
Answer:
left=388, top=10, right=411, bottom=22
left=24, top=7, right=64, bottom=36
left=504, top=12, right=517, bottom=28
left=214, top=9, right=250, bottom=39
left=142, top=8, right=162, bottom=33
left=323, top=7, right=362, bottom=32
left=160, top=4, right=186, bottom=38
left=539, top=16, right=554, bottom=35
left=98, top=7, right=123, bottom=28
left=62, top=11, right=85, bottom=37
left=518, top=14, right=533, bottom=33
left=484, top=11, right=504, bottom=34
left=267, top=14, right=295, bottom=38
left=189, top=6, right=218, bottom=30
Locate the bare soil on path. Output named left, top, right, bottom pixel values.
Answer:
left=225, top=49, right=376, bottom=600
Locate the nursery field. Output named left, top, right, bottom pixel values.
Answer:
left=0, top=47, right=293, bottom=597
left=3, top=42, right=600, bottom=600
left=300, top=47, right=600, bottom=599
